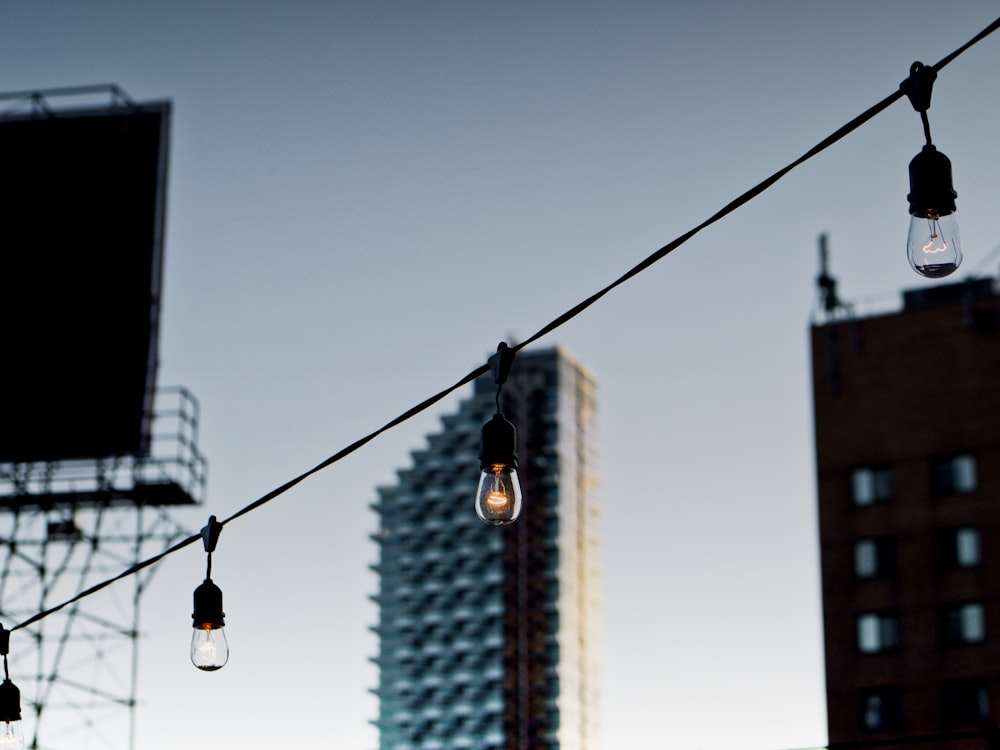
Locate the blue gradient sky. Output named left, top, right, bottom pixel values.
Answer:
left=2, top=3, right=999, bottom=749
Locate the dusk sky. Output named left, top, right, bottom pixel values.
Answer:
left=2, top=3, right=999, bottom=749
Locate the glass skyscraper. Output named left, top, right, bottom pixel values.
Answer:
left=371, top=348, right=600, bottom=750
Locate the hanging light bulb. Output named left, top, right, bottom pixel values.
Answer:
left=900, top=61, right=962, bottom=279
left=190, top=516, right=229, bottom=671
left=191, top=578, right=229, bottom=670
left=476, top=412, right=522, bottom=525
left=0, top=682, right=22, bottom=750
left=907, top=144, right=961, bottom=278
left=0, top=629, right=24, bottom=750
left=474, top=343, right=523, bottom=525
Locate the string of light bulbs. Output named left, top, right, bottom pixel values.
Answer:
left=0, top=16, right=995, bottom=690
left=0, top=628, right=23, bottom=750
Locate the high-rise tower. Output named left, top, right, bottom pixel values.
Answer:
left=812, top=277, right=1000, bottom=748
left=371, top=347, right=600, bottom=750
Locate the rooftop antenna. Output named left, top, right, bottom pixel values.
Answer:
left=816, top=232, right=847, bottom=321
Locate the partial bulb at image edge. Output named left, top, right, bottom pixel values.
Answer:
left=475, top=464, right=522, bottom=525
left=0, top=678, right=23, bottom=750
left=0, top=720, right=22, bottom=750
left=907, top=211, right=962, bottom=279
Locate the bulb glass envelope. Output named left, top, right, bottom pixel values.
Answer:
left=476, top=463, right=522, bottom=525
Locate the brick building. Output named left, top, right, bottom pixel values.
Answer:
left=812, top=278, right=1000, bottom=749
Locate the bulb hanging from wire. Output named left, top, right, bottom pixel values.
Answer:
left=476, top=414, right=522, bottom=525
left=191, top=516, right=229, bottom=671
left=901, top=61, right=962, bottom=279
left=191, top=578, right=229, bottom=670
left=0, top=629, right=24, bottom=750
left=475, top=343, right=522, bottom=525
left=907, top=145, right=961, bottom=278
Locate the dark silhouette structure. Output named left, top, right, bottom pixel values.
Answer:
left=0, top=86, right=206, bottom=750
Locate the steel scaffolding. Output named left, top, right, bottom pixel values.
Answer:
left=0, top=387, right=206, bottom=750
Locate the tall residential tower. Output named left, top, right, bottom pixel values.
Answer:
left=371, top=348, right=600, bottom=750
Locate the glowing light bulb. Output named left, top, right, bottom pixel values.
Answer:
left=475, top=463, right=522, bottom=525
left=906, top=144, right=961, bottom=278
left=191, top=578, right=229, bottom=670
left=190, top=624, right=229, bottom=671
left=476, top=412, right=523, bottom=525
left=0, top=721, right=21, bottom=750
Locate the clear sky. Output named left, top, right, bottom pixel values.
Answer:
left=1, top=2, right=999, bottom=749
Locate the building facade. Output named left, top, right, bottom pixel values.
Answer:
left=812, top=278, right=1000, bottom=748
left=371, top=348, right=600, bottom=750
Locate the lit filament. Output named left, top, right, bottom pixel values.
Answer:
left=0, top=723, right=18, bottom=750
left=486, top=466, right=510, bottom=508
left=197, top=628, right=218, bottom=661
left=922, top=217, right=948, bottom=255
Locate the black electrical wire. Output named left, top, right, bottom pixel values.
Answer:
left=8, top=365, right=490, bottom=632
left=8, top=15, right=1000, bottom=635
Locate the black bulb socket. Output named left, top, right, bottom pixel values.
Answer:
left=908, top=145, right=957, bottom=218
left=479, top=413, right=519, bottom=471
left=0, top=680, right=21, bottom=723
left=192, top=579, right=225, bottom=629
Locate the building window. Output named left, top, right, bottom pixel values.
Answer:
left=931, top=454, right=978, bottom=495
left=854, top=537, right=897, bottom=579
left=851, top=466, right=893, bottom=506
left=935, top=527, right=982, bottom=570
left=941, top=602, right=985, bottom=646
left=859, top=687, right=903, bottom=730
left=941, top=679, right=989, bottom=725
left=857, top=612, right=901, bottom=653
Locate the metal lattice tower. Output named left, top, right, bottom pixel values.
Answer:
left=0, top=387, right=207, bottom=750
